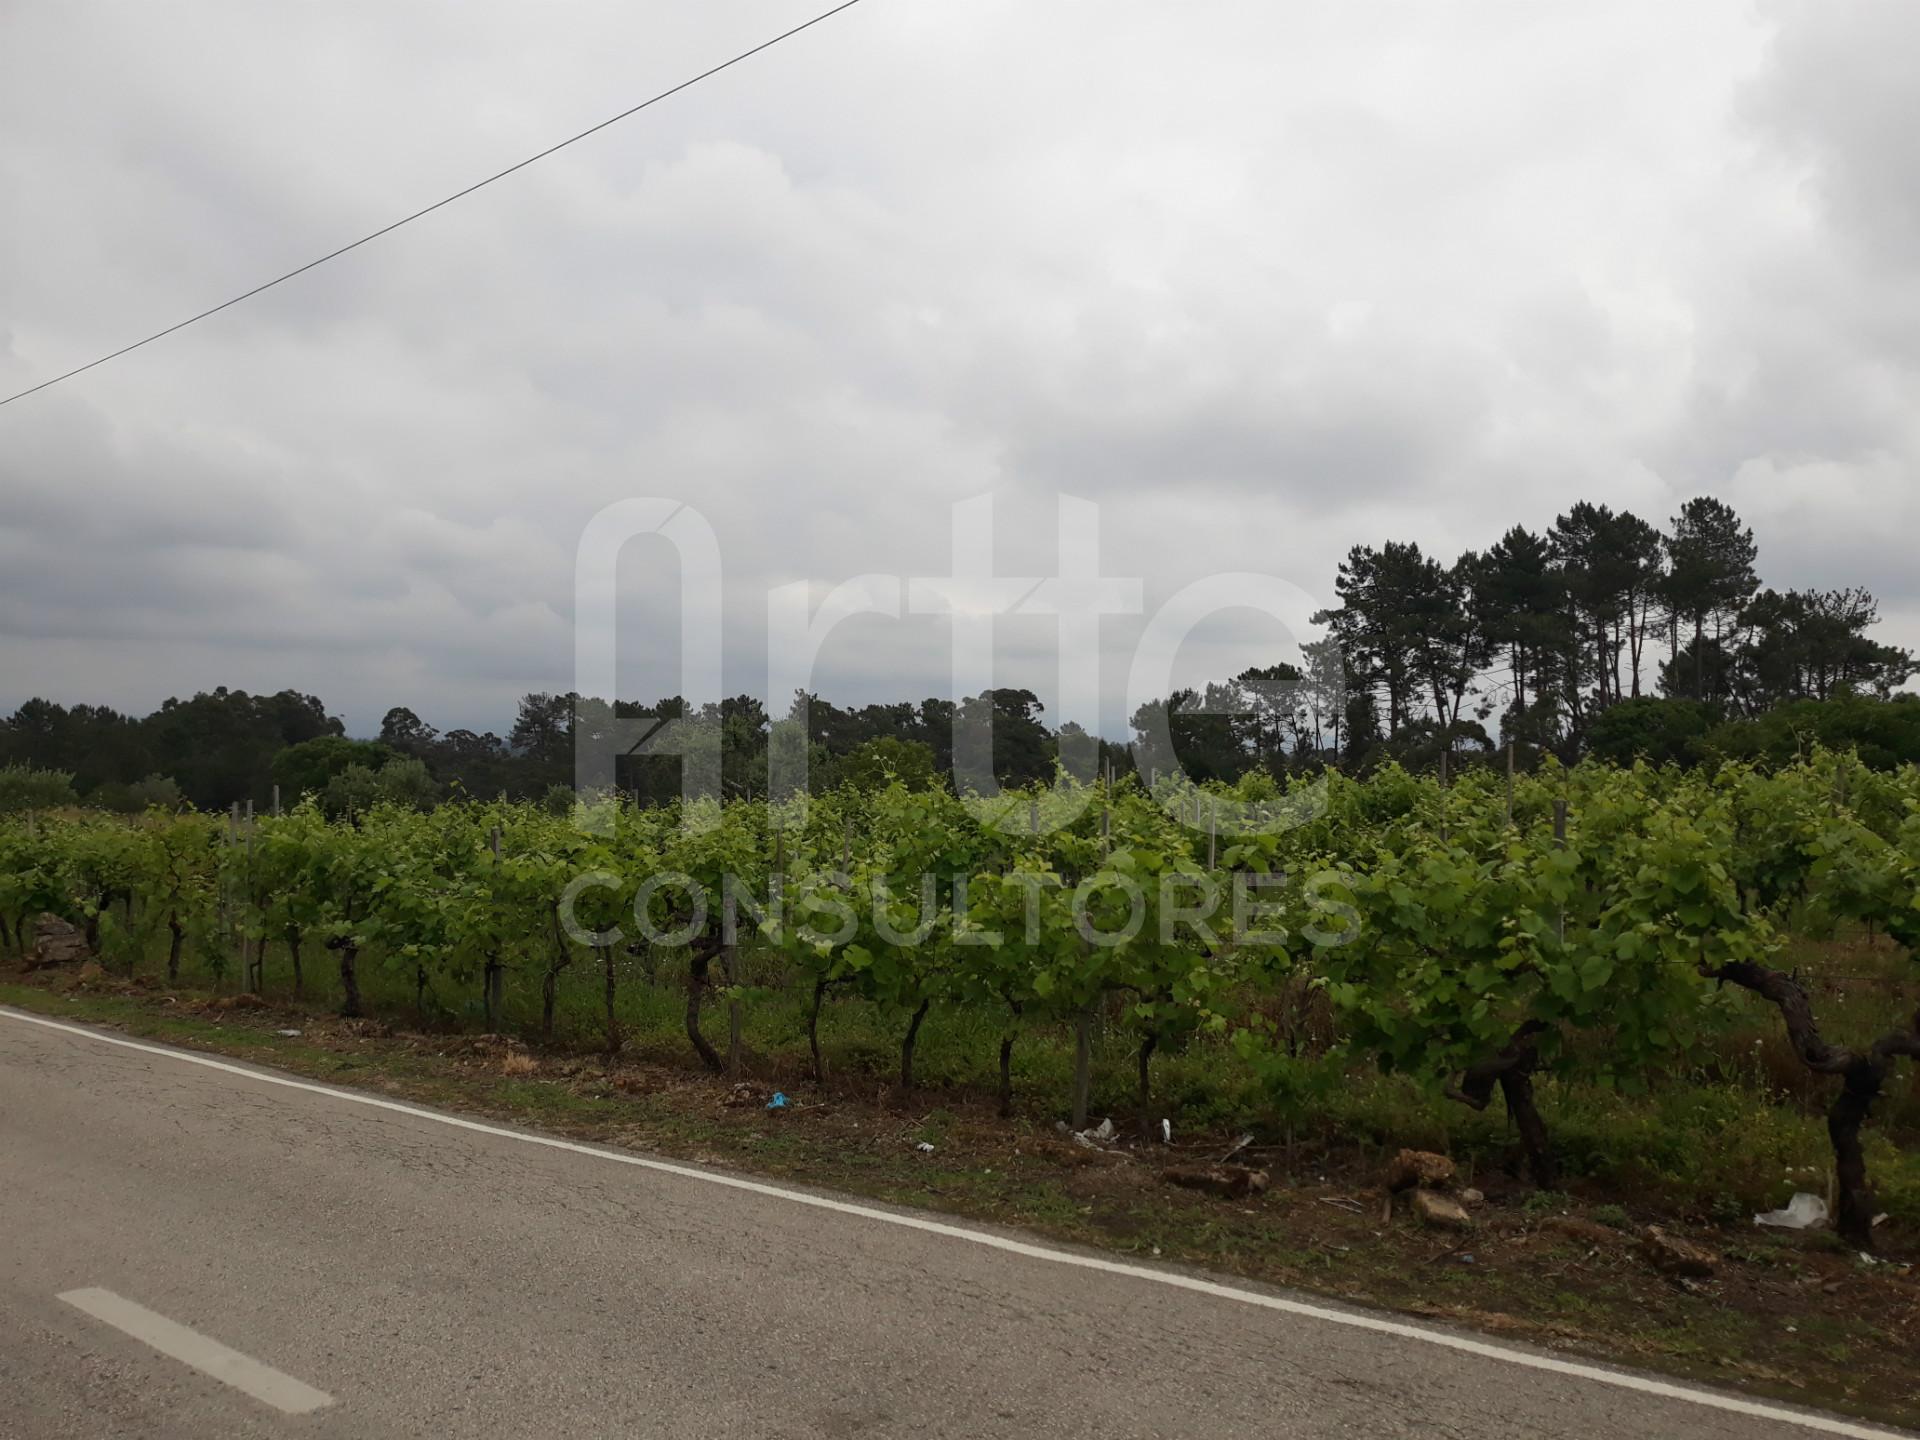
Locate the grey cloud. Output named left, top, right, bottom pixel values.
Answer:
left=1747, top=0, right=1920, bottom=269
left=3, top=0, right=1917, bottom=733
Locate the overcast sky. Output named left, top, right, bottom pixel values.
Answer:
left=3, top=0, right=1916, bottom=737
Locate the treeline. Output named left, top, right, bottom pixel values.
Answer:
left=1129, top=496, right=1918, bottom=781
left=1, top=496, right=1913, bottom=811
left=0, top=684, right=1125, bottom=814
left=0, top=689, right=340, bottom=813
left=1312, top=496, right=1913, bottom=760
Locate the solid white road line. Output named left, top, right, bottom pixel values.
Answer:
left=57, top=1287, right=334, bottom=1415
left=4, top=1005, right=1907, bottom=1440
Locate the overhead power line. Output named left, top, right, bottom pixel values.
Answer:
left=0, top=0, right=871, bottom=408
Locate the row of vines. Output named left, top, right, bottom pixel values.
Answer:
left=4, top=751, right=1918, bottom=1244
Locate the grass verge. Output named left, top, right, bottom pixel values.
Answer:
left=5, top=966, right=1919, bottom=1430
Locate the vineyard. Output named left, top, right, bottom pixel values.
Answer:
left=6, top=751, right=1920, bottom=1247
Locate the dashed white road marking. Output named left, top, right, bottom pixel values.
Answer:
left=5, top=1005, right=1908, bottom=1440
left=57, top=1286, right=334, bottom=1415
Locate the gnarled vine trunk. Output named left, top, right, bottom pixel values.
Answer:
left=166, top=914, right=185, bottom=984
left=1136, top=1030, right=1159, bottom=1140
left=808, top=979, right=831, bottom=1086
left=1071, top=1008, right=1094, bottom=1131
left=899, top=999, right=931, bottom=1096
left=997, top=998, right=1022, bottom=1119
left=603, top=943, right=621, bottom=1055
left=684, top=932, right=724, bottom=1073
left=1710, top=960, right=1920, bottom=1247
left=1448, top=1020, right=1555, bottom=1187
left=542, top=907, right=571, bottom=1041
left=725, top=942, right=743, bottom=1079
left=329, top=938, right=362, bottom=1018
left=482, top=949, right=503, bottom=1031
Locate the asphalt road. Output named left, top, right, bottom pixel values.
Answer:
left=0, top=1008, right=1903, bottom=1440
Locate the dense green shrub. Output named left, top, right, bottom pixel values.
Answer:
left=0, top=764, right=77, bottom=813
left=1586, top=697, right=1715, bottom=766
left=272, top=736, right=397, bottom=805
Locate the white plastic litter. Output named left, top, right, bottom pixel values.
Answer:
left=275, top=1029, right=302, bottom=1038
left=1065, top=1117, right=1118, bottom=1149
left=1160, top=1118, right=1172, bottom=1144
left=915, top=1141, right=935, bottom=1153
left=1754, top=1193, right=1828, bottom=1229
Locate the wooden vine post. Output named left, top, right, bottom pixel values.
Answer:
left=221, top=802, right=240, bottom=967
left=726, top=840, right=743, bottom=1081
left=1504, top=742, right=1515, bottom=826
left=1552, top=798, right=1568, bottom=945
left=485, top=825, right=504, bottom=1030
left=1071, top=998, right=1094, bottom=1131
left=1070, top=789, right=1109, bottom=1132
left=243, top=802, right=261, bottom=993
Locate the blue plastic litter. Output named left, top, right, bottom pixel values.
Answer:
left=766, top=1092, right=789, bottom=1110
